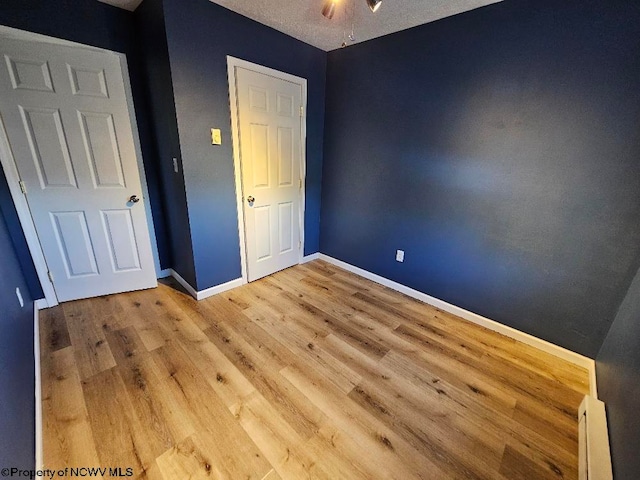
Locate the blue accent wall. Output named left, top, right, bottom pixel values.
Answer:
left=0, top=200, right=34, bottom=469
left=0, top=169, right=42, bottom=299
left=0, top=0, right=172, bottom=276
left=162, top=0, right=326, bottom=290
left=597, top=266, right=640, bottom=480
left=321, top=0, right=640, bottom=358
left=134, top=0, right=196, bottom=286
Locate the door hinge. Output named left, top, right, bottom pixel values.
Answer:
left=299, top=178, right=302, bottom=189
left=47, top=271, right=54, bottom=283
left=19, top=180, right=27, bottom=194
left=299, top=240, right=302, bottom=249
left=300, top=106, right=304, bottom=117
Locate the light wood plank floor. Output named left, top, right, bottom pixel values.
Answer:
left=40, top=260, right=590, bottom=479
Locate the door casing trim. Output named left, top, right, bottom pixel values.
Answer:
left=0, top=26, right=162, bottom=307
left=227, top=56, right=308, bottom=284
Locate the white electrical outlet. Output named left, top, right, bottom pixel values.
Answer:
left=16, top=287, right=24, bottom=307
left=172, top=157, right=179, bottom=173
left=396, top=249, right=405, bottom=262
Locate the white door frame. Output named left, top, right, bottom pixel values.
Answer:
left=227, top=56, right=307, bottom=284
left=0, top=26, right=163, bottom=307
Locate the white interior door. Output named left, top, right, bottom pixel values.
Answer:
left=235, top=66, right=303, bottom=282
left=0, top=37, right=157, bottom=302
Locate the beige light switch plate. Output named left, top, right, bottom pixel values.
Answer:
left=211, top=128, right=222, bottom=145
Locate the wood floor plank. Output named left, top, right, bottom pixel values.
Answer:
left=392, top=341, right=578, bottom=453
left=302, top=425, right=379, bottom=480
left=116, top=358, right=176, bottom=463
left=230, top=391, right=339, bottom=479
left=81, top=367, right=150, bottom=477
left=348, top=376, right=505, bottom=480
left=499, top=444, right=567, bottom=480
left=240, top=287, right=361, bottom=394
left=41, top=261, right=589, bottom=479
left=410, top=306, right=590, bottom=393
left=62, top=300, right=116, bottom=380
left=104, top=326, right=148, bottom=366
left=174, top=336, right=256, bottom=411
left=120, top=350, right=196, bottom=445
left=280, top=364, right=453, bottom=480
left=351, top=275, right=590, bottom=395
left=117, top=291, right=175, bottom=351
left=264, top=273, right=401, bottom=331
left=313, top=259, right=588, bottom=393
left=392, top=323, right=582, bottom=428
left=41, top=346, right=101, bottom=469
left=379, top=350, right=578, bottom=469
left=278, top=290, right=390, bottom=361
left=150, top=343, right=273, bottom=479
left=202, top=319, right=327, bottom=441
left=39, top=305, right=71, bottom=354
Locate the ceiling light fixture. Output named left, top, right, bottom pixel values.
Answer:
left=322, top=0, right=381, bottom=20
left=366, top=0, right=382, bottom=13
left=321, top=0, right=337, bottom=19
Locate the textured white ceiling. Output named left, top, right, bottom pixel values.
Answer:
left=98, top=0, right=143, bottom=11
left=98, top=0, right=502, bottom=51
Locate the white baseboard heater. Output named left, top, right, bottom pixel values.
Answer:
left=579, top=396, right=613, bottom=480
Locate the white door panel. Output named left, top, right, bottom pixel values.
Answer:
left=235, top=67, right=303, bottom=282
left=0, top=37, right=156, bottom=302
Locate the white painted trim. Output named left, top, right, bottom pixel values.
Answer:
left=34, top=298, right=50, bottom=310
left=227, top=56, right=308, bottom=283
left=168, top=269, right=198, bottom=299
left=0, top=27, right=162, bottom=303
left=318, top=253, right=597, bottom=391
left=33, top=300, right=44, bottom=471
left=301, top=253, right=320, bottom=264
left=588, top=364, right=598, bottom=399
left=168, top=269, right=244, bottom=301
left=195, top=278, right=244, bottom=300
left=578, top=395, right=613, bottom=480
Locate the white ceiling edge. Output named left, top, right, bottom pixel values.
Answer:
left=96, top=0, right=503, bottom=51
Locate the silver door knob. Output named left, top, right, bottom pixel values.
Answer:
left=129, top=195, right=140, bottom=203
left=247, top=196, right=255, bottom=204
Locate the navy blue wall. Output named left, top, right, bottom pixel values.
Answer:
left=134, top=0, right=196, bottom=285
left=162, top=0, right=326, bottom=290
left=0, top=170, right=42, bottom=299
left=0, top=204, right=34, bottom=469
left=0, top=0, right=172, bottom=274
left=321, top=0, right=640, bottom=358
left=597, top=266, right=640, bottom=480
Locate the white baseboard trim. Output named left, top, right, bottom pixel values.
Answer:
left=34, top=299, right=44, bottom=471
left=158, top=268, right=172, bottom=279
left=579, top=395, right=612, bottom=480
left=301, top=253, right=320, bottom=264
left=168, top=269, right=198, bottom=299
left=318, top=254, right=598, bottom=397
left=196, top=278, right=244, bottom=300
left=588, top=365, right=598, bottom=399
left=168, top=269, right=244, bottom=301
left=34, top=298, right=49, bottom=310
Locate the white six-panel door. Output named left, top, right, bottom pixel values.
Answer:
left=235, top=66, right=303, bottom=282
left=0, top=37, right=157, bottom=302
